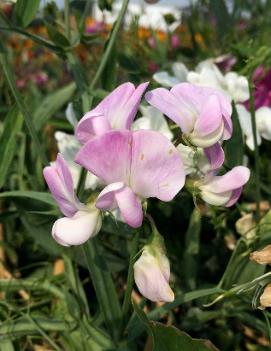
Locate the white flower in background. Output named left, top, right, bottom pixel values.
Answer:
left=153, top=59, right=249, bottom=103
left=153, top=62, right=188, bottom=88
left=132, top=105, right=173, bottom=140
left=65, top=102, right=78, bottom=128
left=236, top=104, right=271, bottom=150
left=54, top=131, right=100, bottom=190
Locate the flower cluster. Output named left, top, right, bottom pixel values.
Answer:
left=153, top=58, right=271, bottom=150
left=44, top=81, right=250, bottom=302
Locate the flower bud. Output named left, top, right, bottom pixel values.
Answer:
left=52, top=208, right=102, bottom=246
left=259, top=283, right=271, bottom=309
left=134, top=226, right=174, bottom=303
left=250, top=245, right=271, bottom=265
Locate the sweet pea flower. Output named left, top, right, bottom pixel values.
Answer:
left=197, top=166, right=250, bottom=207
left=177, top=144, right=212, bottom=175
left=75, top=82, right=149, bottom=144
left=134, top=244, right=174, bottom=302
left=43, top=153, right=102, bottom=246
left=145, top=83, right=232, bottom=165
left=132, top=105, right=173, bottom=140
left=76, top=130, right=185, bottom=228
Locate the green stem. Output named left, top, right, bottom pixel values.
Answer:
left=82, top=239, right=122, bottom=342
left=122, top=232, right=139, bottom=324
left=64, top=0, right=70, bottom=40
left=249, top=76, right=261, bottom=223
left=89, top=0, right=129, bottom=91
left=0, top=52, right=48, bottom=166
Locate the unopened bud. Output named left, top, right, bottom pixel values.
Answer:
left=250, top=245, right=271, bottom=265
left=259, top=283, right=271, bottom=309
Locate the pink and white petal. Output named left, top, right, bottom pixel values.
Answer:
left=204, top=143, right=225, bottom=170
left=43, top=153, right=83, bottom=217
left=145, top=88, right=193, bottom=133
left=75, top=130, right=132, bottom=184
left=110, top=82, right=149, bottom=130
left=75, top=112, right=111, bottom=144
left=202, top=166, right=250, bottom=194
left=130, top=130, right=185, bottom=201
left=52, top=210, right=102, bottom=246
left=194, top=95, right=223, bottom=136
left=134, top=251, right=174, bottom=302
left=96, top=183, right=143, bottom=228
left=96, top=182, right=125, bottom=210
left=114, top=186, right=143, bottom=228
left=225, top=187, right=243, bottom=207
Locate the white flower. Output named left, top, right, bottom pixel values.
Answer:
left=153, top=58, right=249, bottom=103
left=235, top=104, right=271, bottom=150
left=132, top=105, right=173, bottom=140
left=54, top=131, right=100, bottom=190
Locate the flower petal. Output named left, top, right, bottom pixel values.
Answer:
left=130, top=130, right=185, bottom=201
left=96, top=183, right=143, bottom=228
left=75, top=130, right=132, bottom=184
left=201, top=166, right=250, bottom=194
left=75, top=82, right=148, bottom=143
left=52, top=209, right=102, bottom=246
left=204, top=143, right=224, bottom=170
left=145, top=87, right=193, bottom=133
left=194, top=95, right=223, bottom=136
left=43, top=153, right=84, bottom=217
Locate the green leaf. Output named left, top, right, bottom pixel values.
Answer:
left=101, top=40, right=117, bottom=91
left=0, top=106, right=23, bottom=189
left=46, top=23, right=70, bottom=47
left=15, top=0, right=41, bottom=27
left=0, top=340, right=15, bottom=351
left=182, top=208, right=201, bottom=290
left=133, top=303, right=219, bottom=351
left=0, top=191, right=56, bottom=207
left=224, top=102, right=244, bottom=168
left=33, top=83, right=76, bottom=130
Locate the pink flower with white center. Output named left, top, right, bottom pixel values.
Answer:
left=197, top=166, right=250, bottom=207
left=75, top=82, right=149, bottom=144
left=43, top=154, right=102, bottom=246
left=75, top=130, right=185, bottom=228
left=145, top=83, right=232, bottom=166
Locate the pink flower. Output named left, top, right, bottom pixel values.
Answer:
left=75, top=82, right=149, bottom=144
left=145, top=83, right=232, bottom=148
left=134, top=245, right=174, bottom=302
left=198, top=166, right=250, bottom=207
left=43, top=154, right=101, bottom=246
left=76, top=130, right=185, bottom=228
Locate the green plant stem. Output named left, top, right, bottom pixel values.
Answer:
left=89, top=0, right=129, bottom=91
left=64, top=0, right=70, bottom=40
left=122, top=232, right=139, bottom=323
left=82, top=239, right=122, bottom=342
left=0, top=52, right=48, bottom=166
left=249, top=76, right=261, bottom=223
